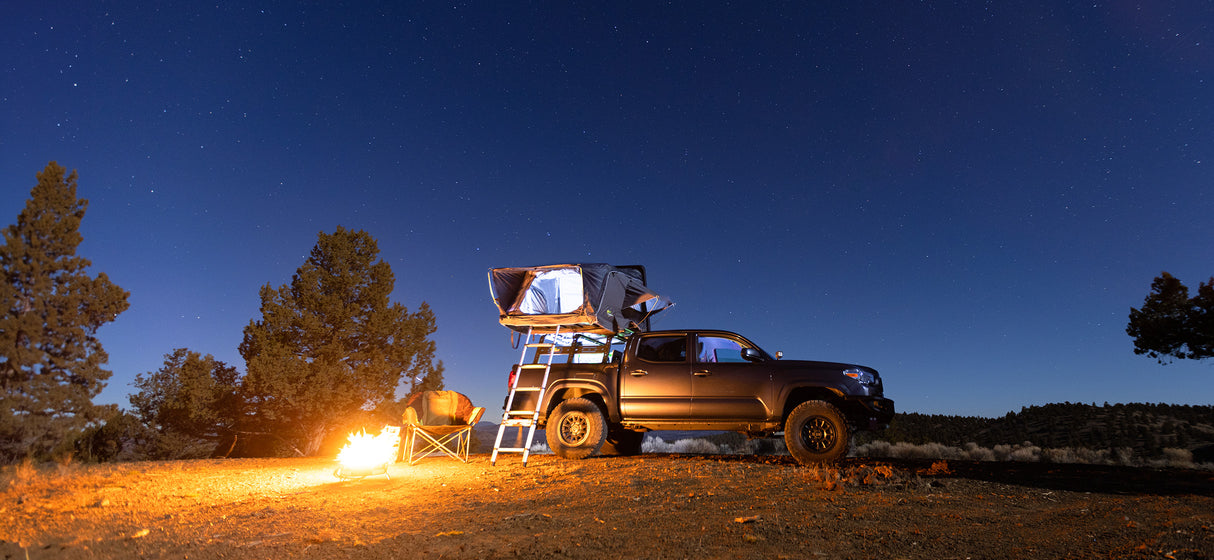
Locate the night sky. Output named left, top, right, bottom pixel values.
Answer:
left=3, top=2, right=1211, bottom=419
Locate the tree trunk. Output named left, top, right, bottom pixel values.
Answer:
left=304, top=424, right=328, bottom=456
left=212, top=432, right=238, bottom=458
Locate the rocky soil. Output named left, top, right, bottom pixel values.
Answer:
left=2, top=453, right=1212, bottom=559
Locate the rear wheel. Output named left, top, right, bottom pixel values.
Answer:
left=784, top=400, right=850, bottom=465
left=546, top=398, right=607, bottom=459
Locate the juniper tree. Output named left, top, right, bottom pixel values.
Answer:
left=129, top=348, right=242, bottom=451
left=1127, top=272, right=1214, bottom=363
left=0, top=162, right=130, bottom=462
left=239, top=226, right=441, bottom=455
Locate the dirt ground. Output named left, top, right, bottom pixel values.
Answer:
left=2, top=453, right=1211, bottom=559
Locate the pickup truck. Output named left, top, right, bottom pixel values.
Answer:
left=510, top=329, right=894, bottom=464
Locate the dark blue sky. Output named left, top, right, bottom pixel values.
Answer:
left=3, top=2, right=1211, bottom=418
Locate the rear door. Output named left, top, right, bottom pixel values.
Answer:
left=618, top=333, right=691, bottom=420
left=689, top=333, right=773, bottom=421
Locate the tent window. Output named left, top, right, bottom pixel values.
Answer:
left=516, top=268, right=584, bottom=315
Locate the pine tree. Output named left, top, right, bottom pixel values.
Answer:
left=0, top=162, right=130, bottom=462
left=238, top=226, right=441, bottom=455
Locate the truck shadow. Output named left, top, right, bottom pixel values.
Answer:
left=656, top=453, right=1214, bottom=497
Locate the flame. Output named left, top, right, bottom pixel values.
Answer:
left=337, top=427, right=399, bottom=472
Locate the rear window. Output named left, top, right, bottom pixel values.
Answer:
left=635, top=335, right=687, bottom=363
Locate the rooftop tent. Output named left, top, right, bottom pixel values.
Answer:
left=488, top=264, right=673, bottom=334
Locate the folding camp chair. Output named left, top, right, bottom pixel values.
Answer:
left=401, top=391, right=485, bottom=464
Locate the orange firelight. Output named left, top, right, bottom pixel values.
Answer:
left=334, top=426, right=400, bottom=479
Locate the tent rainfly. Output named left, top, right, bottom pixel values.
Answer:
left=488, top=264, right=672, bottom=334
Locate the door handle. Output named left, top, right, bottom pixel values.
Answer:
left=693, top=370, right=711, bottom=377
left=630, top=369, right=648, bottom=377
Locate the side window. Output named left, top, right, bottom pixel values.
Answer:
left=696, top=336, right=747, bottom=363
left=635, top=335, right=687, bottom=363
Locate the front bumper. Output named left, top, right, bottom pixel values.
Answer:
left=846, top=396, right=895, bottom=431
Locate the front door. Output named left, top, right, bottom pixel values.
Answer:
left=689, top=333, right=772, bottom=421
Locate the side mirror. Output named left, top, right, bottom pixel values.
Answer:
left=741, top=348, right=764, bottom=362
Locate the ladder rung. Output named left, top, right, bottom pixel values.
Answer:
left=526, top=343, right=554, bottom=348
left=512, top=386, right=541, bottom=392
left=519, top=364, right=549, bottom=370
left=495, top=447, right=528, bottom=452
left=503, top=409, right=538, bottom=416
left=502, top=420, right=534, bottom=427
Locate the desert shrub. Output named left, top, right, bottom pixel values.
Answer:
left=701, top=431, right=745, bottom=448
left=960, top=442, right=993, bottom=461
left=990, top=443, right=1013, bottom=461
left=73, top=412, right=161, bottom=462
left=742, top=437, right=787, bottom=455
left=137, top=430, right=215, bottom=460
left=529, top=441, right=551, bottom=454
left=877, top=441, right=964, bottom=460
left=642, top=436, right=722, bottom=454
left=699, top=432, right=789, bottom=455
left=854, top=440, right=961, bottom=460
left=1072, top=447, right=1112, bottom=464
left=672, top=438, right=725, bottom=454
left=1006, top=443, right=1042, bottom=462
left=526, top=433, right=1211, bottom=471
left=1040, top=447, right=1080, bottom=463
left=1154, top=448, right=1195, bottom=469
left=853, top=440, right=892, bottom=458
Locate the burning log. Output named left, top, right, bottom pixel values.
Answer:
left=334, top=426, right=400, bottom=480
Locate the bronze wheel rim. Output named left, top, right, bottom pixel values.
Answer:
left=559, top=412, right=590, bottom=446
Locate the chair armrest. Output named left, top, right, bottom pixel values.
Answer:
left=467, top=406, right=485, bottom=426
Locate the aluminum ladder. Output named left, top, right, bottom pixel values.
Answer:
left=491, top=325, right=560, bottom=466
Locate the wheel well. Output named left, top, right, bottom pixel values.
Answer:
left=543, top=388, right=608, bottom=425
left=781, top=387, right=844, bottom=422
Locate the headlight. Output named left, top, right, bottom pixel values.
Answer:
left=843, top=367, right=876, bottom=385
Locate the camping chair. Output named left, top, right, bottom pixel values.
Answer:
left=401, top=390, right=485, bottom=465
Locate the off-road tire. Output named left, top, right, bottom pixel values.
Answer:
left=546, top=398, right=607, bottom=459
left=784, top=400, right=850, bottom=465
left=600, top=427, right=644, bottom=456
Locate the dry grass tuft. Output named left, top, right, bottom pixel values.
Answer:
left=14, top=457, right=38, bottom=483
left=800, top=463, right=905, bottom=490
left=919, top=460, right=952, bottom=476
left=801, top=463, right=843, bottom=491
left=1, top=457, right=41, bottom=492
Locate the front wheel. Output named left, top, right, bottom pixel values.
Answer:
left=546, top=398, right=607, bottom=459
left=784, top=400, right=850, bottom=465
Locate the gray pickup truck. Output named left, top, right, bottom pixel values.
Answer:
left=512, top=329, right=894, bottom=464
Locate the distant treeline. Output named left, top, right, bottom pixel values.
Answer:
left=866, top=402, right=1214, bottom=459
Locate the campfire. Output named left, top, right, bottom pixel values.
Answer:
left=334, top=426, right=400, bottom=479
